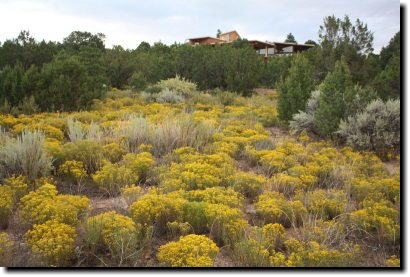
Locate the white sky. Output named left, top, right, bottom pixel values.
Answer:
left=0, top=0, right=401, bottom=53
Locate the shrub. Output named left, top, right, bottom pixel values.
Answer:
left=19, top=183, right=90, bottom=226
left=102, top=142, right=126, bottom=163
left=277, top=54, right=314, bottom=123
left=84, top=211, right=145, bottom=266
left=255, top=191, right=307, bottom=227
left=61, top=140, right=104, bottom=174
left=337, top=99, right=400, bottom=158
left=157, top=234, right=219, bottom=267
left=122, top=152, right=155, bottom=182
left=284, top=239, right=359, bottom=267
left=350, top=200, right=399, bottom=244
left=296, top=189, right=347, bottom=220
left=0, top=186, right=13, bottom=229
left=155, top=88, right=185, bottom=103
left=58, top=160, right=87, bottom=181
left=129, top=192, right=186, bottom=233
left=92, top=162, right=137, bottom=195
left=182, top=187, right=244, bottom=208
left=152, top=115, right=216, bottom=156
left=130, top=71, right=147, bottom=91
left=121, top=185, right=143, bottom=206
left=26, top=220, right=76, bottom=266
left=3, top=175, right=29, bottom=202
left=121, top=114, right=151, bottom=153
left=0, top=232, right=14, bottom=266
left=386, top=255, right=400, bottom=267
left=156, top=75, right=198, bottom=98
left=0, top=130, right=52, bottom=179
left=289, top=90, right=321, bottom=134
left=232, top=172, right=267, bottom=200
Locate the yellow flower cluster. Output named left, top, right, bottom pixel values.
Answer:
left=0, top=186, right=13, bottom=228
left=26, top=220, right=76, bottom=266
left=92, top=152, right=154, bottom=194
left=296, top=189, right=347, bottom=220
left=157, top=234, right=219, bottom=267
left=350, top=198, right=399, bottom=243
left=85, top=211, right=143, bottom=263
left=232, top=171, right=267, bottom=199
left=386, top=255, right=400, bottom=267
left=255, top=191, right=307, bottom=227
left=58, top=160, right=87, bottom=181
left=19, top=183, right=90, bottom=226
left=160, top=151, right=235, bottom=192
left=283, top=239, right=360, bottom=267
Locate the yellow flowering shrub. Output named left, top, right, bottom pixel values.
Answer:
left=121, top=185, right=143, bottom=205
left=160, top=152, right=235, bottom=192
left=0, top=232, right=13, bottom=265
left=269, top=173, right=304, bottom=196
left=92, top=162, right=138, bottom=195
left=129, top=192, right=186, bottom=232
left=350, top=199, right=399, bottom=243
left=284, top=239, right=360, bottom=267
left=386, top=255, right=400, bottom=267
left=181, top=187, right=244, bottom=208
left=3, top=175, right=29, bottom=202
left=260, top=223, right=286, bottom=250
left=255, top=191, right=307, bottom=227
left=157, top=234, right=219, bottom=267
left=0, top=186, right=13, bottom=228
left=122, top=152, right=155, bottom=181
left=60, top=140, right=104, bottom=173
left=232, top=171, right=267, bottom=199
left=58, top=160, right=87, bottom=181
left=26, top=220, right=76, bottom=266
left=85, top=211, right=144, bottom=264
left=19, top=183, right=90, bottom=226
left=296, top=189, right=347, bottom=220
left=351, top=176, right=400, bottom=204
left=102, top=142, right=126, bottom=163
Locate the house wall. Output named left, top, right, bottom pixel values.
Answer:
left=190, top=38, right=225, bottom=45
left=220, top=32, right=240, bottom=42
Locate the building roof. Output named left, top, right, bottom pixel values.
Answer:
left=220, top=30, right=240, bottom=37
left=187, top=36, right=226, bottom=43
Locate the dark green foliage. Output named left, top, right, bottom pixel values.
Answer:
left=36, top=53, right=104, bottom=111
left=277, top=54, right=314, bottom=123
left=304, top=40, right=317, bottom=45
left=130, top=71, right=147, bottom=91
left=372, top=31, right=400, bottom=101
left=259, top=55, right=292, bottom=88
left=379, top=31, right=400, bottom=69
left=314, top=59, right=356, bottom=136
left=104, top=46, right=135, bottom=89
left=63, top=31, right=106, bottom=51
left=285, top=33, right=297, bottom=43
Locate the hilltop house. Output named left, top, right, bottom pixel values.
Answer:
left=186, top=30, right=314, bottom=57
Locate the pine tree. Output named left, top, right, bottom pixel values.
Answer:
left=277, top=54, right=314, bottom=123
left=314, top=58, right=355, bottom=136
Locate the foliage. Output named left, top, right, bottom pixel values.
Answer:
left=255, top=191, right=307, bottom=227
left=0, top=129, right=52, bottom=179
left=84, top=211, right=145, bottom=265
left=337, top=99, right=400, bottom=157
left=157, top=234, right=219, bottom=267
left=277, top=54, right=314, bottom=123
left=19, top=183, right=90, bottom=225
left=0, top=232, right=13, bottom=265
left=26, top=220, right=76, bottom=266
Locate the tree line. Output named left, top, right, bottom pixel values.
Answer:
left=0, top=15, right=400, bottom=115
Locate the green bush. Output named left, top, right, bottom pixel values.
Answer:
left=337, top=99, right=400, bottom=157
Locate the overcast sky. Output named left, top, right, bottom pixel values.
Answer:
left=0, top=0, right=400, bottom=53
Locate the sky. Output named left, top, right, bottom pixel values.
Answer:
left=0, top=0, right=400, bottom=53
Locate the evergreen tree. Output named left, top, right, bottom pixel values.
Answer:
left=285, top=33, right=297, bottom=43
left=314, top=59, right=355, bottom=136
left=277, top=54, right=314, bottom=123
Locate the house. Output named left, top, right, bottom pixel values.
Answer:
left=186, top=30, right=314, bottom=56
